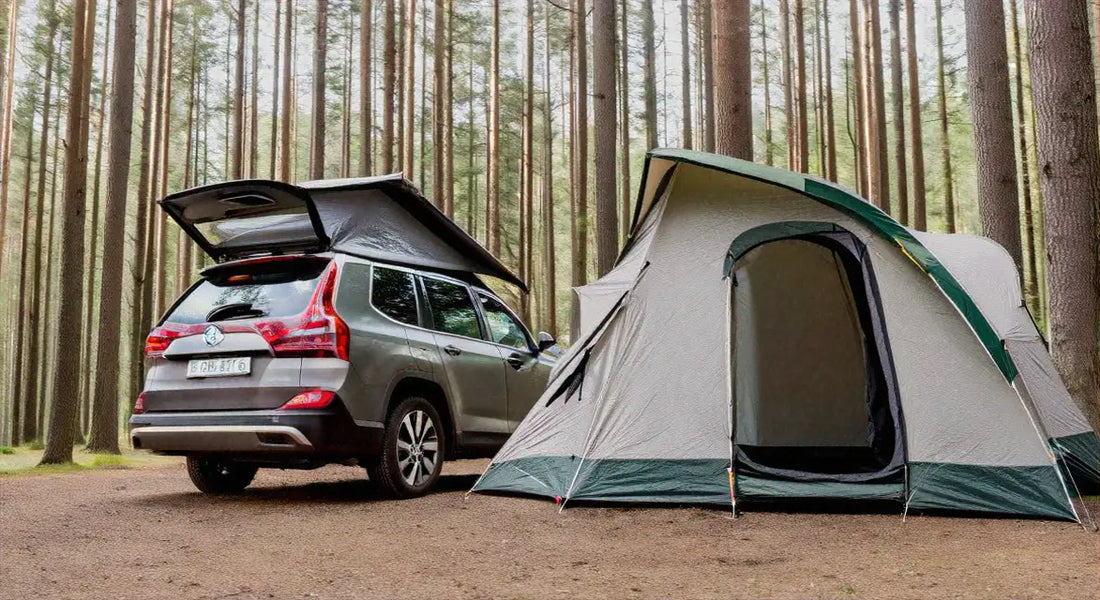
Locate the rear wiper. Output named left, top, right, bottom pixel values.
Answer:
left=206, top=302, right=265, bottom=322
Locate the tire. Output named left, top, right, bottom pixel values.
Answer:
left=185, top=456, right=258, bottom=494
left=367, top=396, right=446, bottom=498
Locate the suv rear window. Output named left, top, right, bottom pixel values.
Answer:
left=165, top=260, right=327, bottom=325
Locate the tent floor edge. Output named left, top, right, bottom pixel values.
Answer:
left=906, top=462, right=1078, bottom=521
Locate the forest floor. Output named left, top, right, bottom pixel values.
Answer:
left=0, top=458, right=1096, bottom=600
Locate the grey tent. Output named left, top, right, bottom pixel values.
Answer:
left=472, top=149, right=1099, bottom=521
left=160, top=173, right=525, bottom=290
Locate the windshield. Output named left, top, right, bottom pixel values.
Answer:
left=165, top=262, right=327, bottom=325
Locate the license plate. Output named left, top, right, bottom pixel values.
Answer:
left=186, top=357, right=251, bottom=378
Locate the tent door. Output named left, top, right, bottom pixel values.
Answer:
left=729, top=230, right=905, bottom=488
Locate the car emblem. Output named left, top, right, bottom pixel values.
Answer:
left=203, top=325, right=224, bottom=347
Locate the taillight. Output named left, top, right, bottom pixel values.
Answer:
left=279, top=389, right=335, bottom=410
left=144, top=325, right=188, bottom=357
left=258, top=262, right=349, bottom=360
left=133, top=392, right=146, bottom=414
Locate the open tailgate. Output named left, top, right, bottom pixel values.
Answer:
left=160, top=180, right=330, bottom=262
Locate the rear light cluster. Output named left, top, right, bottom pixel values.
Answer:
left=144, top=261, right=349, bottom=361
left=278, top=389, right=335, bottom=410
left=133, top=392, right=146, bottom=414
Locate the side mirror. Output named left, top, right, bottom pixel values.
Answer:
left=537, top=331, right=557, bottom=352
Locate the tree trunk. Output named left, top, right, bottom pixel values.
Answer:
left=0, top=0, right=18, bottom=275
left=619, top=0, right=631, bottom=239
left=793, top=0, right=808, bottom=170
left=269, top=1, right=280, bottom=178
left=231, top=0, right=245, bottom=178
left=153, top=0, right=173, bottom=318
left=641, top=0, right=657, bottom=150
left=780, top=0, right=793, bottom=167
left=442, top=0, right=453, bottom=217
left=381, top=0, right=395, bottom=173
left=417, top=4, right=426, bottom=189
left=280, top=0, right=293, bottom=180
left=487, top=0, right=500, bottom=254
left=822, top=0, right=836, bottom=179
left=680, top=0, right=692, bottom=149
left=360, top=0, right=372, bottom=175
left=1009, top=0, right=1039, bottom=313
left=311, top=0, right=328, bottom=179
left=1024, top=0, right=1100, bottom=427
left=965, top=0, right=1022, bottom=268
left=41, top=0, right=93, bottom=464
left=864, top=0, right=888, bottom=213
left=10, top=80, right=36, bottom=445
left=933, top=0, right=955, bottom=232
left=249, top=0, right=259, bottom=177
left=713, top=0, right=753, bottom=160
left=401, top=0, right=415, bottom=176
left=904, top=0, right=925, bottom=230
left=702, top=0, right=715, bottom=151
left=543, top=3, right=556, bottom=336
left=760, top=0, right=773, bottom=165
left=888, top=0, right=907, bottom=224
left=521, top=0, right=536, bottom=318
left=87, top=0, right=137, bottom=454
left=594, top=0, right=617, bottom=276
left=573, top=0, right=589, bottom=290
left=433, top=0, right=445, bottom=205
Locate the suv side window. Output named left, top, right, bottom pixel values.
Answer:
left=478, top=294, right=531, bottom=350
left=422, top=277, right=482, bottom=339
left=371, top=266, right=419, bottom=326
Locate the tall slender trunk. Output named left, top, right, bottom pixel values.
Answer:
left=823, top=0, right=836, bottom=179
left=702, top=0, right=715, bottom=151
left=543, top=4, right=556, bottom=336
left=442, top=0, right=453, bottom=217
left=641, top=0, right=657, bottom=150
left=154, top=0, right=174, bottom=318
left=10, top=90, right=36, bottom=445
left=360, top=0, right=372, bottom=174
left=417, top=3, right=426, bottom=190
left=0, top=0, right=18, bottom=274
left=680, top=0, right=692, bottom=149
left=618, top=0, right=630, bottom=239
left=888, top=0, right=907, bottom=224
left=1024, top=0, right=1100, bottom=427
left=714, top=0, right=753, bottom=160
left=270, top=1, right=280, bottom=178
left=520, top=0, right=536, bottom=317
left=594, top=0, right=617, bottom=276
left=486, top=0, right=500, bottom=254
left=864, top=0, right=888, bottom=212
left=249, top=0, right=259, bottom=177
left=780, top=0, right=793, bottom=167
left=381, top=0, right=395, bottom=173
left=965, top=0, right=1022, bottom=267
left=41, top=0, right=94, bottom=464
left=848, top=0, right=865, bottom=194
left=760, top=0, right=773, bottom=165
left=311, top=0, right=328, bottom=179
left=280, top=0, right=293, bottom=181
left=400, top=0, right=415, bottom=176
left=231, top=0, right=244, bottom=178
left=88, top=0, right=137, bottom=454
left=573, top=0, right=589, bottom=289
left=793, top=0, right=808, bottom=170
left=934, top=0, right=955, bottom=232
left=904, top=0, right=925, bottom=229
left=1009, top=0, right=1039, bottom=313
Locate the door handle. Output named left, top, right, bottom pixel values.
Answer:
left=505, top=353, right=526, bottom=370
left=444, top=345, right=462, bottom=356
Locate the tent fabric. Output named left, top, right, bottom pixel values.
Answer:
left=472, top=150, right=1094, bottom=521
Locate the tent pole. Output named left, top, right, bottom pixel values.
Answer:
left=726, top=273, right=738, bottom=519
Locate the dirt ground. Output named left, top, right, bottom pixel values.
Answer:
left=1, top=459, right=1096, bottom=600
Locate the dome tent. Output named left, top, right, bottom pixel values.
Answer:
left=471, top=149, right=1099, bottom=521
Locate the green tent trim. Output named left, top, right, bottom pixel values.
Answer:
left=637, top=149, right=1018, bottom=382
left=475, top=456, right=1076, bottom=519
left=1052, top=431, right=1100, bottom=487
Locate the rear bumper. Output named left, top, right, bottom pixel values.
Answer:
left=129, top=405, right=383, bottom=459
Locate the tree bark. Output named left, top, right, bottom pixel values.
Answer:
left=401, top=0, right=415, bottom=176
left=1024, top=0, right=1100, bottom=427
left=1009, top=0, right=1039, bottom=313
left=619, top=0, right=631, bottom=239
left=760, top=0, right=773, bottom=165
left=904, top=0, right=925, bottom=229
left=41, top=0, right=93, bottom=464
left=933, top=0, right=955, bottom=232
left=487, top=0, right=500, bottom=254
left=360, top=0, right=372, bottom=174
left=594, top=0, right=617, bottom=276
left=433, top=0, right=444, bottom=206
left=231, top=0, right=245, bottom=178
left=573, top=0, right=588, bottom=289
left=680, top=0, right=692, bottom=149
left=10, top=68, right=36, bottom=445
left=248, top=0, right=259, bottom=177
left=849, top=0, right=866, bottom=195
left=543, top=3, right=556, bottom=336
left=87, top=0, right=137, bottom=454
left=641, top=0, right=658, bottom=150
left=0, top=0, right=18, bottom=275
left=864, top=0, right=888, bottom=213
left=702, top=0, right=715, bottom=151
left=311, top=0, right=328, bottom=179
left=381, top=0, right=395, bottom=173
left=713, top=0, right=753, bottom=160
left=965, top=0, right=1022, bottom=268
left=280, top=0, right=293, bottom=180
left=793, top=0, right=808, bottom=170
left=520, top=0, right=536, bottom=318
left=822, top=0, right=836, bottom=179
left=888, top=0, right=907, bottom=224
left=780, top=0, right=793, bottom=167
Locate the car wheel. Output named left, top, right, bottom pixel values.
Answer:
left=368, top=396, right=445, bottom=498
left=185, top=456, right=258, bottom=494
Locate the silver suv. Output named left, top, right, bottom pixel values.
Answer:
left=129, top=176, right=555, bottom=498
